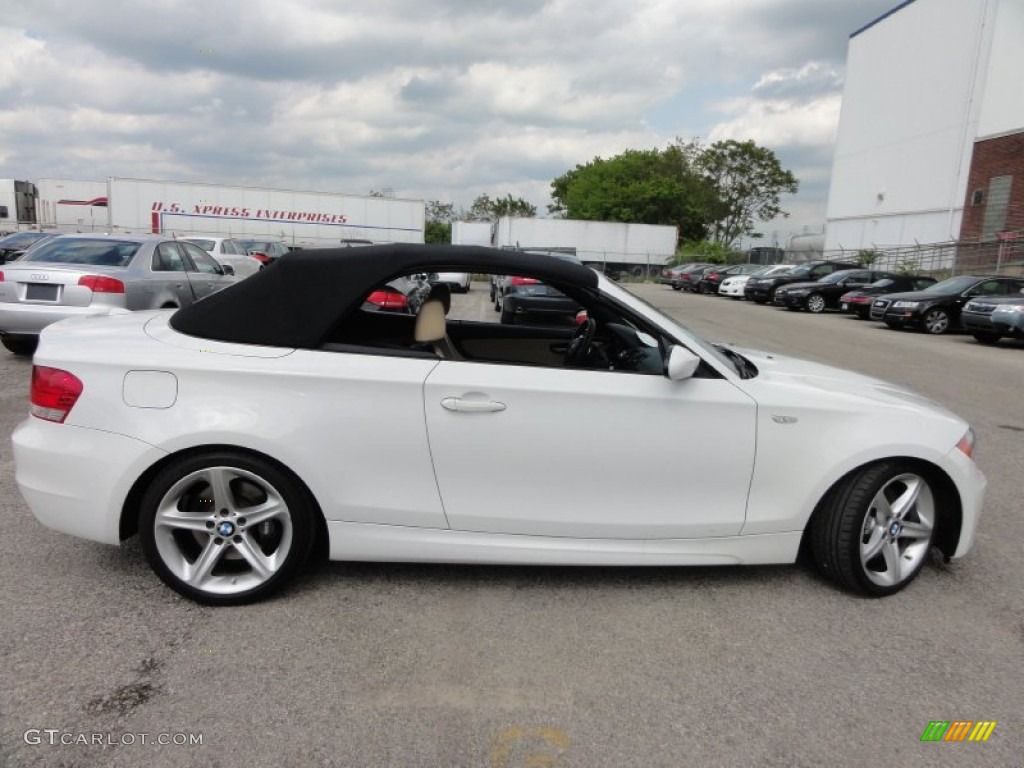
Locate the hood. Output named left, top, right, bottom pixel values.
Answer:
left=878, top=288, right=956, bottom=302
left=732, top=347, right=961, bottom=422
left=776, top=281, right=823, bottom=292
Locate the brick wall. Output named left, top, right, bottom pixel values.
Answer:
left=959, top=131, right=1024, bottom=241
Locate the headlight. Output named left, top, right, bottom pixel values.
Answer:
left=789, top=289, right=809, bottom=296
left=993, top=304, right=1024, bottom=313
left=893, top=300, right=920, bottom=308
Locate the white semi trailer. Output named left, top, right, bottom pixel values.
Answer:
left=105, top=178, right=425, bottom=247
left=493, top=217, right=678, bottom=277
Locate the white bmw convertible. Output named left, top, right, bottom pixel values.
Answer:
left=13, top=245, right=986, bottom=604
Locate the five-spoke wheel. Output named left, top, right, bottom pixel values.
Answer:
left=809, top=462, right=937, bottom=596
left=139, top=452, right=316, bottom=605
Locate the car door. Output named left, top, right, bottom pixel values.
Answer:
left=179, top=241, right=234, bottom=299
left=144, top=241, right=198, bottom=309
left=423, top=360, right=757, bottom=539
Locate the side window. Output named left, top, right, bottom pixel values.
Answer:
left=1000, top=279, right=1024, bottom=295
left=153, top=243, right=186, bottom=272
left=976, top=281, right=1001, bottom=295
left=224, top=240, right=240, bottom=255
left=811, top=265, right=831, bottom=278
left=181, top=242, right=223, bottom=275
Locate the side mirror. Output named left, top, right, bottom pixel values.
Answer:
left=221, top=264, right=235, bottom=276
left=664, top=345, right=700, bottom=381
left=575, top=310, right=588, bottom=326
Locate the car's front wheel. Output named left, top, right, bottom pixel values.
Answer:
left=806, top=293, right=826, bottom=313
left=139, top=451, right=317, bottom=605
left=809, top=462, right=937, bottom=596
left=922, top=308, right=951, bottom=334
left=972, top=331, right=1001, bottom=345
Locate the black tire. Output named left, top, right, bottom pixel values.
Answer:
left=489, top=284, right=496, bottom=301
left=806, top=293, right=826, bottom=314
left=808, top=462, right=937, bottom=597
left=972, top=331, right=1001, bottom=345
left=1, top=336, right=37, bottom=356
left=884, top=320, right=901, bottom=330
left=752, top=298, right=768, bottom=305
left=922, top=307, right=951, bottom=335
left=500, top=306, right=516, bottom=325
left=768, top=288, right=779, bottom=304
left=671, top=284, right=682, bottom=291
left=138, top=451, right=317, bottom=605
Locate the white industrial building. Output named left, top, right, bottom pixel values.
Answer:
left=825, top=0, right=1024, bottom=254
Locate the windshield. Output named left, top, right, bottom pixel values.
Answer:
left=870, top=278, right=894, bottom=288
left=0, top=232, right=49, bottom=248
left=184, top=238, right=215, bottom=251
left=925, top=276, right=980, bottom=294
left=819, top=270, right=859, bottom=284
left=786, top=264, right=817, bottom=278
left=598, top=274, right=743, bottom=376
left=22, top=238, right=140, bottom=267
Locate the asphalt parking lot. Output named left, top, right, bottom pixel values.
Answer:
left=0, top=282, right=1021, bottom=767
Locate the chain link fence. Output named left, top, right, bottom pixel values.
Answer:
left=823, top=232, right=1024, bottom=277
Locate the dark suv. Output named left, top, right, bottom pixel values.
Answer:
left=872, top=275, right=1024, bottom=334
left=744, top=260, right=853, bottom=304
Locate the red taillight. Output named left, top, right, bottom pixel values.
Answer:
left=30, top=366, right=83, bottom=423
left=366, top=289, right=408, bottom=310
left=510, top=276, right=539, bottom=286
left=709, top=272, right=719, bottom=279
left=0, top=271, right=5, bottom=282
left=249, top=251, right=271, bottom=264
left=78, top=275, right=125, bottom=293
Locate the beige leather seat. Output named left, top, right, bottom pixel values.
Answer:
left=414, top=290, right=461, bottom=360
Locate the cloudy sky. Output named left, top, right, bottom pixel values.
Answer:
left=1, top=0, right=899, bottom=244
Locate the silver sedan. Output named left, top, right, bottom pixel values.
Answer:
left=0, top=233, right=237, bottom=355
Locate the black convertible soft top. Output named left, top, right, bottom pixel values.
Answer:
left=170, top=243, right=599, bottom=348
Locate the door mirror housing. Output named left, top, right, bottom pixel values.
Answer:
left=221, top=264, right=234, bottom=276
left=664, top=345, right=700, bottom=380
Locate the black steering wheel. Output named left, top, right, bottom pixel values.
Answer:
left=565, top=317, right=597, bottom=366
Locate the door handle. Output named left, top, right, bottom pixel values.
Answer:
left=441, top=397, right=507, bottom=413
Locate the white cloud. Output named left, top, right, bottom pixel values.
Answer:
left=0, top=0, right=899, bottom=238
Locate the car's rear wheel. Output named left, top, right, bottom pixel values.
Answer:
left=1, top=335, right=37, bottom=356
left=972, top=331, right=1001, bottom=345
left=922, top=308, right=950, bottom=334
left=139, top=451, right=316, bottom=605
left=806, top=293, right=826, bottom=313
left=809, top=462, right=937, bottom=596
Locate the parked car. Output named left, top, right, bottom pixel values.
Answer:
left=236, top=239, right=289, bottom=266
left=494, top=251, right=583, bottom=325
left=718, top=264, right=794, bottom=299
left=696, top=264, right=763, bottom=295
left=0, top=234, right=237, bottom=355
left=432, top=271, right=472, bottom=293
left=14, top=244, right=985, bottom=605
left=774, top=269, right=897, bottom=313
left=839, top=275, right=938, bottom=319
left=181, top=237, right=263, bottom=278
left=744, top=260, right=854, bottom=304
left=671, top=263, right=714, bottom=292
left=871, top=275, right=1024, bottom=334
left=0, top=232, right=60, bottom=264
left=961, top=291, right=1024, bottom=344
left=657, top=263, right=696, bottom=286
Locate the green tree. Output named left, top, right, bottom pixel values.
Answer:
left=425, top=200, right=456, bottom=245
left=549, top=146, right=714, bottom=242
left=469, top=193, right=536, bottom=220
left=694, top=139, right=799, bottom=247
left=855, top=248, right=882, bottom=266
left=549, top=139, right=799, bottom=248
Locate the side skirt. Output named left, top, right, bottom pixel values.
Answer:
left=326, top=522, right=802, bottom=566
